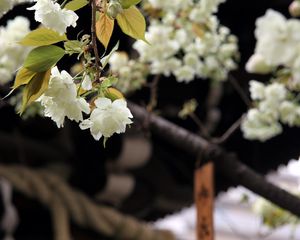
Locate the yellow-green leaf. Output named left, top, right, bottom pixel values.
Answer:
left=23, top=45, right=65, bottom=72
left=105, top=87, right=124, bottom=101
left=19, top=28, right=67, bottom=46
left=20, top=69, right=51, bottom=114
left=65, top=0, right=89, bottom=11
left=116, top=6, right=147, bottom=42
left=13, top=68, right=37, bottom=89
left=120, top=0, right=142, bottom=9
left=96, top=12, right=115, bottom=49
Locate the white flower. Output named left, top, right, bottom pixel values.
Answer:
left=129, top=0, right=238, bottom=83
left=241, top=109, right=282, bottom=141
left=254, top=9, right=300, bottom=66
left=148, top=0, right=192, bottom=11
left=174, top=65, right=195, bottom=83
left=108, top=52, right=129, bottom=72
left=189, top=0, right=225, bottom=22
left=279, top=101, right=300, bottom=126
left=28, top=0, right=78, bottom=34
left=80, top=98, right=133, bottom=140
left=0, top=16, right=31, bottom=84
left=38, top=67, right=90, bottom=128
left=81, top=75, right=92, bottom=91
left=264, top=82, right=287, bottom=102
left=246, top=54, right=272, bottom=74
left=249, top=80, right=265, bottom=100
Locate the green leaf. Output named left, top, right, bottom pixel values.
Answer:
left=116, top=6, right=147, bottom=42
left=23, top=46, right=65, bottom=72
left=64, top=40, right=82, bottom=55
left=120, top=0, right=142, bottom=9
left=96, top=12, right=115, bottom=49
left=20, top=69, right=51, bottom=114
left=19, top=28, right=67, bottom=46
left=100, top=41, right=120, bottom=68
left=13, top=68, right=37, bottom=89
left=64, top=0, right=89, bottom=11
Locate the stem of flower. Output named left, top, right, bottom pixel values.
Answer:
left=61, top=0, right=68, bottom=8
left=91, top=0, right=102, bottom=82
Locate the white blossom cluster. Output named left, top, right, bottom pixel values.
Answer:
left=28, top=0, right=79, bottom=35
left=108, top=52, right=148, bottom=94
left=241, top=80, right=300, bottom=141
left=130, top=0, right=238, bottom=83
left=0, top=0, right=33, bottom=18
left=242, top=9, right=300, bottom=141
left=38, top=67, right=133, bottom=140
left=0, top=16, right=31, bottom=85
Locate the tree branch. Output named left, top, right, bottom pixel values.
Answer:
left=129, top=102, right=300, bottom=218
left=91, top=0, right=101, bottom=81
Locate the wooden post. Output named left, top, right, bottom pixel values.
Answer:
left=195, top=162, right=214, bottom=240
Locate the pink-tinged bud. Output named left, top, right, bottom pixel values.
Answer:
left=289, top=1, right=300, bottom=17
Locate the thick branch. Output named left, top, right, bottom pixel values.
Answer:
left=129, top=102, right=300, bottom=218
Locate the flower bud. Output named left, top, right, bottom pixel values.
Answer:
left=289, top=1, right=300, bottom=17
left=246, top=54, right=272, bottom=74
left=107, top=0, right=123, bottom=19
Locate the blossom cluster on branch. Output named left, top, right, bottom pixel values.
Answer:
left=108, top=0, right=239, bottom=93
left=242, top=7, right=300, bottom=141
left=0, top=0, right=143, bottom=143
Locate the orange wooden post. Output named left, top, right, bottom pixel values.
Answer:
left=195, top=162, right=214, bottom=240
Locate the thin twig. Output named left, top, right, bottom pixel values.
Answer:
left=204, top=83, right=223, bottom=135
left=228, top=73, right=252, bottom=107
left=147, top=74, right=161, bottom=112
left=189, top=112, right=210, bottom=138
left=91, top=0, right=102, bottom=82
left=211, top=114, right=245, bottom=144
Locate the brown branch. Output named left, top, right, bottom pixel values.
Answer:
left=211, top=114, right=244, bottom=144
left=204, top=83, right=223, bottom=135
left=228, top=74, right=252, bottom=107
left=129, top=102, right=300, bottom=218
left=147, top=74, right=161, bottom=112
left=91, top=0, right=101, bottom=82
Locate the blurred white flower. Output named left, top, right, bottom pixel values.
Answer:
left=279, top=101, right=300, bottom=126
left=246, top=54, right=272, bottom=74
left=254, top=9, right=300, bottom=66
left=0, top=16, right=31, bottom=84
left=264, top=82, right=287, bottom=103
left=80, top=98, right=133, bottom=140
left=241, top=109, right=282, bottom=141
left=28, top=0, right=78, bottom=34
left=108, top=52, right=129, bottom=72
left=174, top=65, right=195, bottom=83
left=249, top=80, right=265, bottom=100
left=38, top=67, right=90, bottom=128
